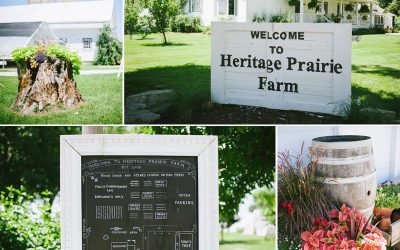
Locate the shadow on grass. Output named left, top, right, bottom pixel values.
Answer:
left=352, top=84, right=400, bottom=117
left=142, top=42, right=189, bottom=47
left=352, top=65, right=400, bottom=79
left=125, top=64, right=210, bottom=122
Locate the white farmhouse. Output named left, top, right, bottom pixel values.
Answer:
left=185, top=0, right=395, bottom=29
left=0, top=0, right=117, bottom=62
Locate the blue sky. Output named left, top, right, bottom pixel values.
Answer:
left=0, top=0, right=123, bottom=39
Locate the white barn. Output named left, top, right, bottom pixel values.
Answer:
left=185, top=0, right=395, bottom=29
left=0, top=0, right=117, bottom=62
left=278, top=126, right=400, bottom=184
left=0, top=22, right=55, bottom=61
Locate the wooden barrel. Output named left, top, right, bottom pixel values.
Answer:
left=311, top=135, right=376, bottom=217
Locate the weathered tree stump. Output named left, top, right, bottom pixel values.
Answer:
left=12, top=59, right=84, bottom=114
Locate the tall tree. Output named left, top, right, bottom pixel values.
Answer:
left=147, top=0, right=181, bottom=44
left=0, top=127, right=81, bottom=194
left=150, top=126, right=276, bottom=226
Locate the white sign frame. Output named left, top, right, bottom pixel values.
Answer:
left=60, top=134, right=219, bottom=250
left=211, top=22, right=352, bottom=114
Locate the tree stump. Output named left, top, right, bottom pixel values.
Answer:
left=12, top=59, right=84, bottom=114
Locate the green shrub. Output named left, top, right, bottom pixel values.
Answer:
left=252, top=13, right=267, bottom=23
left=12, top=43, right=82, bottom=75
left=170, top=15, right=202, bottom=33
left=269, top=13, right=291, bottom=23
left=352, top=27, right=386, bottom=35
left=253, top=188, right=275, bottom=224
left=137, top=14, right=156, bottom=39
left=0, top=186, right=60, bottom=250
left=95, top=24, right=123, bottom=66
left=375, top=183, right=400, bottom=208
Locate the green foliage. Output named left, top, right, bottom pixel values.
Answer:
left=278, top=145, right=333, bottom=239
left=308, top=0, right=319, bottom=10
left=12, top=43, right=82, bottom=75
left=344, top=3, right=355, bottom=12
left=375, top=183, right=400, bottom=208
left=125, top=0, right=141, bottom=37
left=95, top=25, right=122, bottom=66
left=333, top=97, right=390, bottom=123
left=359, top=4, right=370, bottom=14
left=147, top=0, right=181, bottom=44
left=252, top=13, right=267, bottom=23
left=0, top=127, right=81, bottom=194
left=387, top=0, right=400, bottom=15
left=269, top=13, right=292, bottom=23
left=378, top=0, right=394, bottom=9
left=278, top=235, right=302, bottom=250
left=352, top=26, right=386, bottom=35
left=170, top=15, right=202, bottom=33
left=253, top=188, right=276, bottom=224
left=0, top=186, right=60, bottom=250
left=145, top=126, right=275, bottom=226
left=288, top=0, right=299, bottom=7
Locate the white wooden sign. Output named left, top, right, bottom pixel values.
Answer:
left=211, top=22, right=352, bottom=114
left=61, top=134, right=219, bottom=250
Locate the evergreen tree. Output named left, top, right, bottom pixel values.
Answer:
left=95, top=25, right=123, bottom=65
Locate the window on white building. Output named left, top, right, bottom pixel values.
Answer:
left=228, top=0, right=236, bottom=15
left=59, top=38, right=68, bottom=45
left=82, top=38, right=92, bottom=49
left=189, top=0, right=201, bottom=12
left=324, top=2, right=328, bottom=14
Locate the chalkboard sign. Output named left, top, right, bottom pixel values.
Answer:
left=61, top=135, right=218, bottom=250
left=81, top=156, right=198, bottom=250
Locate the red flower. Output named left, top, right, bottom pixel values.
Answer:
left=281, top=201, right=294, bottom=215
left=301, top=230, right=324, bottom=250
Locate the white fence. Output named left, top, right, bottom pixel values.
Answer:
left=278, top=126, right=400, bottom=184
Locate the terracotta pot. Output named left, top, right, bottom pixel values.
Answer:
left=379, top=216, right=391, bottom=231
left=374, top=207, right=394, bottom=218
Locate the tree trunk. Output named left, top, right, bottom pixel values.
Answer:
left=162, top=31, right=167, bottom=44
left=82, top=126, right=104, bottom=134
left=11, top=59, right=84, bottom=114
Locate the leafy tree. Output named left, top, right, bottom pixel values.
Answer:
left=149, top=126, right=276, bottom=227
left=387, top=0, right=400, bottom=15
left=253, top=187, right=276, bottom=225
left=378, top=0, right=393, bottom=9
left=0, top=127, right=80, bottom=195
left=125, top=0, right=140, bottom=39
left=95, top=25, right=123, bottom=65
left=147, top=0, right=181, bottom=44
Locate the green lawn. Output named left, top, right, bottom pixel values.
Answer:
left=219, top=233, right=275, bottom=250
left=352, top=34, right=400, bottom=116
left=125, top=32, right=400, bottom=122
left=0, top=74, right=122, bottom=124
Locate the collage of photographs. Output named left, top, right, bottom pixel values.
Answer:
left=0, top=0, right=399, bottom=249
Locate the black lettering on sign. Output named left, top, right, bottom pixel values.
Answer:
left=81, top=156, right=198, bottom=250
left=250, top=31, right=305, bottom=40
left=258, top=77, right=299, bottom=93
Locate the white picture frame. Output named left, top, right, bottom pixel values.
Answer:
left=60, top=134, right=219, bottom=250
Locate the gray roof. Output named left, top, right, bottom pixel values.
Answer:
left=0, top=22, right=43, bottom=37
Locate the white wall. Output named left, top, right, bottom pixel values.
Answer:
left=278, top=126, right=400, bottom=183
left=51, top=28, right=100, bottom=62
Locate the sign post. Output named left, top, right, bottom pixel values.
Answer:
left=211, top=22, right=352, bottom=114
left=61, top=135, right=218, bottom=250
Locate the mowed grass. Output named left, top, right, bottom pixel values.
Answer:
left=0, top=74, right=122, bottom=124
left=219, top=233, right=275, bottom=250
left=125, top=32, right=400, bottom=121
left=352, top=34, right=400, bottom=116
left=124, top=33, right=211, bottom=119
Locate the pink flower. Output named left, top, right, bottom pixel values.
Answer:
left=301, top=230, right=324, bottom=250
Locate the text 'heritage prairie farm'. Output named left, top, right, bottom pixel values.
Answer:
left=219, top=31, right=344, bottom=93
left=211, top=23, right=351, bottom=114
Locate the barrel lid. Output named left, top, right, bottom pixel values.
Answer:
left=313, top=135, right=371, bottom=143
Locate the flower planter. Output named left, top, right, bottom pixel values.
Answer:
left=11, top=44, right=84, bottom=114
left=374, top=208, right=400, bottom=248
